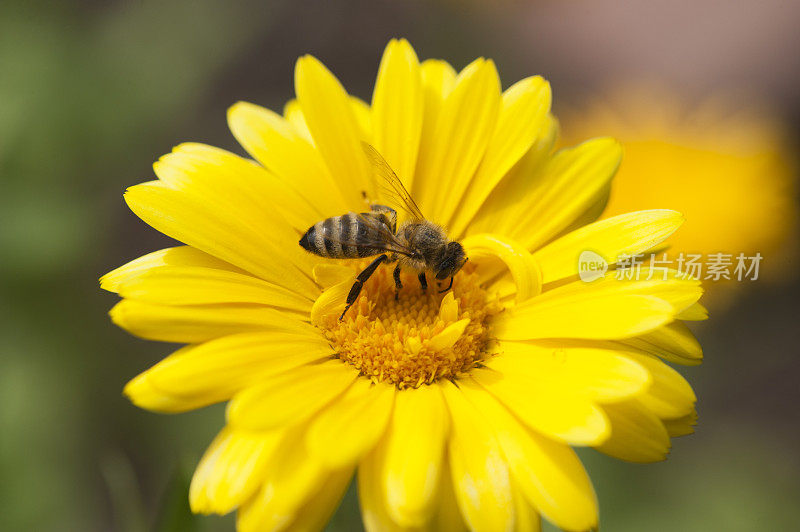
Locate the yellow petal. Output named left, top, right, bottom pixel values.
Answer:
left=428, top=318, right=470, bottom=352
left=466, top=115, right=559, bottom=238
left=125, top=180, right=318, bottom=299
left=594, top=399, right=671, bottom=463
left=663, top=408, right=698, bottom=437
left=123, top=331, right=333, bottom=412
left=414, top=59, right=501, bottom=222
left=563, top=270, right=703, bottom=312
left=269, top=466, right=354, bottom=532
left=415, top=59, right=457, bottom=211
left=450, top=77, right=552, bottom=237
left=462, top=234, right=543, bottom=303
left=420, top=59, right=456, bottom=99
left=313, top=263, right=355, bottom=288
left=358, top=442, right=414, bottom=532
left=676, top=302, right=709, bottom=321
left=305, top=378, right=395, bottom=469
left=311, top=277, right=354, bottom=326
left=120, top=374, right=210, bottom=414
left=295, top=55, right=373, bottom=205
left=466, top=253, right=514, bottom=299
left=405, top=336, right=423, bottom=357
left=617, top=351, right=696, bottom=420
left=472, top=366, right=610, bottom=446
left=110, top=299, right=314, bottom=344
left=490, top=341, right=651, bottom=402
left=153, top=142, right=318, bottom=246
left=439, top=291, right=459, bottom=322
left=473, top=138, right=622, bottom=250
left=458, top=378, right=597, bottom=532
left=190, top=427, right=284, bottom=515
left=495, top=293, right=674, bottom=341
left=614, top=320, right=703, bottom=366
left=227, top=101, right=349, bottom=223
left=440, top=381, right=514, bottom=532
left=522, top=138, right=623, bottom=249
left=534, top=209, right=685, bottom=284
left=282, top=99, right=313, bottom=143
left=101, top=246, right=242, bottom=293
left=433, top=460, right=470, bottom=532
left=350, top=96, right=373, bottom=139
left=381, top=386, right=449, bottom=527
left=227, top=360, right=357, bottom=431
left=371, top=38, right=423, bottom=193
left=359, top=440, right=468, bottom=532
left=115, top=266, right=312, bottom=314
left=511, top=480, right=542, bottom=532
left=236, top=426, right=348, bottom=531
left=560, top=180, right=612, bottom=236
left=496, top=275, right=702, bottom=340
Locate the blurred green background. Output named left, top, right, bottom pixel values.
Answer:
left=1, top=1, right=798, bottom=530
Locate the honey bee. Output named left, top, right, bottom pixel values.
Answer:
left=299, top=143, right=468, bottom=320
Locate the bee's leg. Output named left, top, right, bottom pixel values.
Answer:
left=417, top=272, right=428, bottom=293
left=438, top=276, right=454, bottom=293
left=393, top=265, right=402, bottom=300
left=340, top=254, right=388, bottom=320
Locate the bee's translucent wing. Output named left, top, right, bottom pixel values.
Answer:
left=353, top=213, right=418, bottom=257
left=361, top=142, right=426, bottom=221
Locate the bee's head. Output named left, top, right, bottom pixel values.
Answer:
left=435, top=242, right=468, bottom=280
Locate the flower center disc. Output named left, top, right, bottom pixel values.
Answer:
left=319, top=263, right=504, bottom=389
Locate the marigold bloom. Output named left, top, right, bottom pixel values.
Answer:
left=104, top=40, right=704, bottom=531
left=562, top=83, right=798, bottom=295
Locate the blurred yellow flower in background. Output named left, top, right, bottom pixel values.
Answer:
left=562, top=84, right=798, bottom=303
left=103, top=41, right=704, bottom=531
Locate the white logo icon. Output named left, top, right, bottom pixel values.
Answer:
left=578, top=251, right=608, bottom=282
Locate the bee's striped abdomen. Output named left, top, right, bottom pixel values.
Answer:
left=299, top=212, right=375, bottom=259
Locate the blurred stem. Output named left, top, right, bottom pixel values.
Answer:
left=101, top=451, right=148, bottom=532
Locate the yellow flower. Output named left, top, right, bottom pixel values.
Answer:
left=562, top=83, right=798, bottom=295
left=103, top=40, right=704, bottom=531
